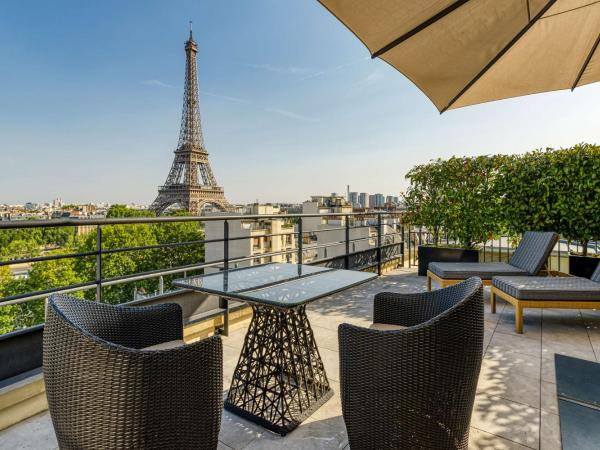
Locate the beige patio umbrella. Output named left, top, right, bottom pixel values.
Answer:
left=318, top=0, right=600, bottom=112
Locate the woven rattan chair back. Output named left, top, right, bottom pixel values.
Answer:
left=339, top=278, right=484, bottom=450
left=44, top=294, right=223, bottom=450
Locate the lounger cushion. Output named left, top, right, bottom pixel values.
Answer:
left=429, top=262, right=528, bottom=280
left=493, top=276, right=600, bottom=301
left=509, top=231, right=558, bottom=275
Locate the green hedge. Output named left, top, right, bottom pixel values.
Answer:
left=404, top=143, right=600, bottom=252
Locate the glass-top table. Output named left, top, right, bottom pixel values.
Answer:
left=172, top=262, right=330, bottom=297
left=173, top=263, right=377, bottom=435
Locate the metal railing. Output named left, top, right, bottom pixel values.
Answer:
left=402, top=228, right=599, bottom=273
left=0, top=211, right=405, bottom=335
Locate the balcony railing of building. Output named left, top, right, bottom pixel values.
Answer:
left=0, top=211, right=405, bottom=385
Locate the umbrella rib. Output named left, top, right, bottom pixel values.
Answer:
left=571, top=32, right=600, bottom=90
left=371, top=0, right=471, bottom=59
left=440, top=0, right=558, bottom=113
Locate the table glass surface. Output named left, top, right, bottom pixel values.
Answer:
left=172, top=263, right=330, bottom=295
left=173, top=263, right=377, bottom=307
left=238, top=269, right=376, bottom=307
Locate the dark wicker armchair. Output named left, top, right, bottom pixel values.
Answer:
left=43, top=294, right=223, bottom=450
left=339, top=277, right=484, bottom=450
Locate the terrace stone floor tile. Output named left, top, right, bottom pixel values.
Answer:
left=541, top=336, right=596, bottom=361
left=539, top=411, right=561, bottom=450
left=487, top=330, right=541, bottom=358
left=2, top=267, right=600, bottom=449
left=471, top=393, right=540, bottom=448
left=469, top=427, right=533, bottom=450
left=540, top=381, right=558, bottom=415
left=478, top=353, right=541, bottom=408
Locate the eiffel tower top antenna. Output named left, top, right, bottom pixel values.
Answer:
left=189, top=20, right=193, bottom=39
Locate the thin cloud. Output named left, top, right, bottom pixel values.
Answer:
left=201, top=91, right=250, bottom=104
left=299, top=56, right=370, bottom=81
left=265, top=107, right=319, bottom=123
left=354, top=70, right=384, bottom=88
left=141, top=79, right=173, bottom=88
left=246, top=63, right=315, bottom=76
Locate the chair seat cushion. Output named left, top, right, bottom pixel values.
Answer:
left=369, top=323, right=407, bottom=331
left=142, top=339, right=185, bottom=350
left=428, top=262, right=529, bottom=280
left=493, top=276, right=600, bottom=301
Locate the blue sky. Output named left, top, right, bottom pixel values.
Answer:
left=1, top=0, right=598, bottom=205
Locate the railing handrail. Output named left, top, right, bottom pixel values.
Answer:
left=0, top=211, right=402, bottom=229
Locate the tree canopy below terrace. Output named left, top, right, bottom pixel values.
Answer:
left=0, top=208, right=205, bottom=334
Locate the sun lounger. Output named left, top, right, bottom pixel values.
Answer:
left=491, top=264, right=600, bottom=333
left=427, top=231, right=558, bottom=290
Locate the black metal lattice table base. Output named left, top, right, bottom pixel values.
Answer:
left=225, top=304, right=333, bottom=436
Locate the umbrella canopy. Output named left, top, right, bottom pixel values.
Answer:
left=318, top=0, right=600, bottom=112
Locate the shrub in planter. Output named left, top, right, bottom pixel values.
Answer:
left=403, top=159, right=448, bottom=245
left=441, top=155, right=502, bottom=249
left=496, top=151, right=560, bottom=236
left=494, top=143, right=600, bottom=275
left=551, top=144, right=600, bottom=259
left=548, top=144, right=600, bottom=277
left=404, top=156, right=502, bottom=274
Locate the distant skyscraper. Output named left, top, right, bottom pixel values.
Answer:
left=368, top=195, right=376, bottom=207
left=370, top=193, right=385, bottom=208
left=385, top=195, right=399, bottom=204
left=359, top=192, right=369, bottom=208
left=348, top=192, right=358, bottom=207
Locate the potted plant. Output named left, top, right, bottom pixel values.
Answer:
left=552, top=144, right=600, bottom=278
left=498, top=144, right=600, bottom=278
left=405, top=156, right=501, bottom=276
left=496, top=150, right=561, bottom=261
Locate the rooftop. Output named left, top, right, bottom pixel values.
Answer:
left=3, top=266, right=595, bottom=450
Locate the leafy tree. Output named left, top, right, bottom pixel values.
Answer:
left=42, top=226, right=75, bottom=247
left=403, top=159, right=448, bottom=244
left=548, top=144, right=600, bottom=255
left=404, top=155, right=502, bottom=248
left=442, top=155, right=503, bottom=248
left=496, top=150, right=559, bottom=236
left=0, top=265, right=15, bottom=334
left=107, top=204, right=154, bottom=218
left=0, top=227, right=43, bottom=249
left=0, top=248, right=83, bottom=333
left=75, top=224, right=158, bottom=304
left=2, top=239, right=40, bottom=260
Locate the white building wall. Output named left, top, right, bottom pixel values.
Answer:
left=205, top=217, right=253, bottom=270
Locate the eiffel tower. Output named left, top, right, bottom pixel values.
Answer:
left=150, top=25, right=230, bottom=215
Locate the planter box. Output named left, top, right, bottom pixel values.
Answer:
left=569, top=254, right=600, bottom=279
left=418, top=245, right=479, bottom=276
